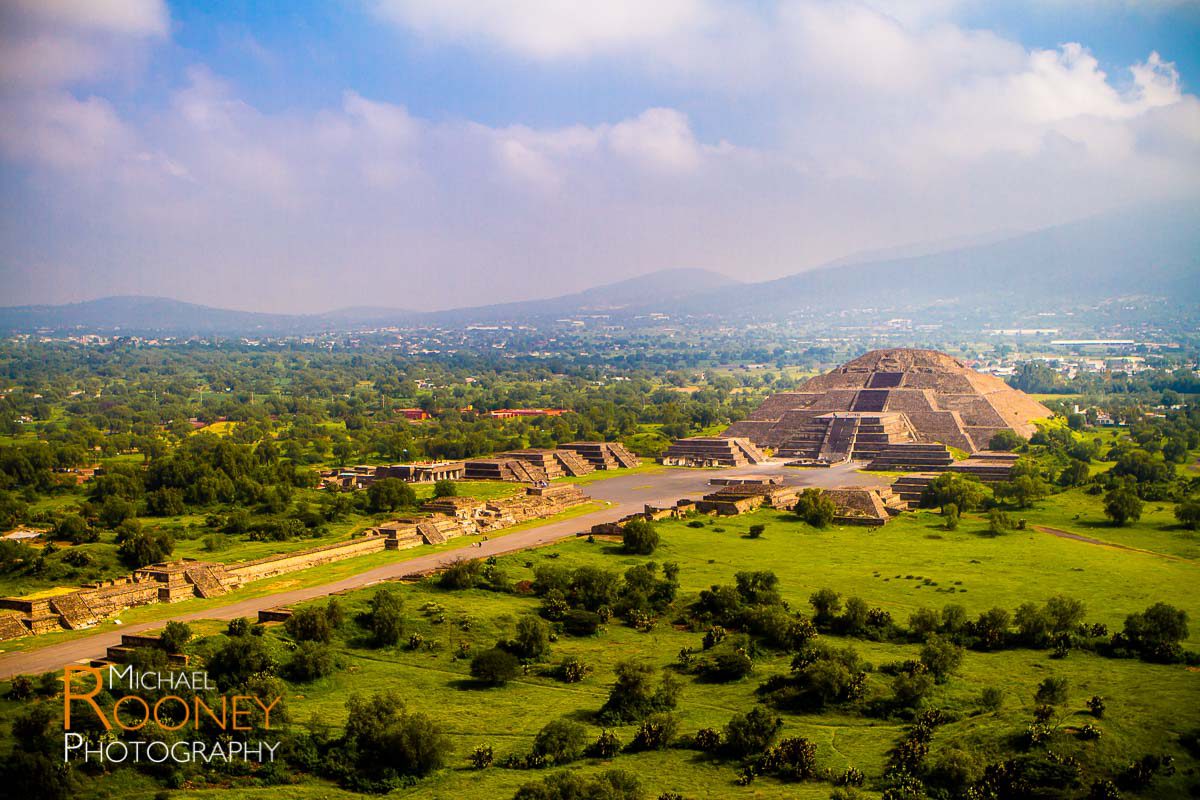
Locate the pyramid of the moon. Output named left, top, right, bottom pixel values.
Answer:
left=723, top=349, right=1051, bottom=458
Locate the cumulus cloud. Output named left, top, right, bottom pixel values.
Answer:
left=0, top=0, right=1197, bottom=312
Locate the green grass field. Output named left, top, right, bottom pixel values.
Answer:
left=7, top=494, right=1196, bottom=800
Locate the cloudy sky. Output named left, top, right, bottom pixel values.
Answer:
left=1, top=0, right=1198, bottom=313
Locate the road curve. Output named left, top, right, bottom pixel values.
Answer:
left=0, top=461, right=882, bottom=678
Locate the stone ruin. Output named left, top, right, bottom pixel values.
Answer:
left=0, top=484, right=590, bottom=642
left=559, top=441, right=642, bottom=470
left=724, top=348, right=1051, bottom=462
left=498, top=449, right=595, bottom=478
left=660, top=436, right=767, bottom=467
left=463, top=458, right=548, bottom=483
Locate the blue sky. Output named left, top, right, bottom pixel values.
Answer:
left=2, top=0, right=1198, bottom=312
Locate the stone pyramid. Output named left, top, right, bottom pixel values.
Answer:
left=724, top=348, right=1051, bottom=455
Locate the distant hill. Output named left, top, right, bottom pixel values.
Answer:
left=0, top=296, right=308, bottom=335
left=676, top=201, right=1200, bottom=316
left=1, top=202, right=1195, bottom=334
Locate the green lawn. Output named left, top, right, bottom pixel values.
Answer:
left=7, top=497, right=1195, bottom=800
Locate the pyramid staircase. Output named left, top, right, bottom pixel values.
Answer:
left=891, top=473, right=939, bottom=509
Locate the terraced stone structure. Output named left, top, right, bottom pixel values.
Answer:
left=661, top=436, right=767, bottom=467
left=499, top=449, right=595, bottom=478
left=559, top=441, right=642, bottom=470
left=464, top=458, right=548, bottom=483
left=725, top=348, right=1050, bottom=460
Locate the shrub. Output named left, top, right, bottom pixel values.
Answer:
left=439, top=559, right=482, bottom=589
left=556, top=656, right=590, bottom=683
left=511, top=615, right=551, bottom=661
left=368, top=587, right=405, bottom=646
left=159, top=621, right=191, bottom=653
left=760, top=736, right=817, bottom=781
left=919, top=635, right=963, bottom=683
left=470, top=744, right=493, bottom=769
left=1176, top=500, right=1200, bottom=531
left=285, top=602, right=340, bottom=643
left=590, top=730, right=622, bottom=758
left=117, top=529, right=174, bottom=568
left=470, top=648, right=521, bottom=685
left=433, top=479, right=458, bottom=498
left=287, top=641, right=336, bottom=682
left=226, top=617, right=250, bottom=637
left=622, top=519, right=659, bottom=555
left=532, top=719, right=588, bottom=764
left=1087, top=695, right=1105, bottom=718
left=942, top=502, right=959, bottom=531
left=748, top=524, right=765, bottom=539
left=600, top=660, right=679, bottom=723
left=794, top=488, right=836, bottom=527
left=722, top=707, right=782, bottom=758
left=53, top=514, right=95, bottom=544
left=513, top=770, right=641, bottom=800
left=1104, top=487, right=1143, bottom=526
left=628, top=713, right=677, bottom=752
left=1035, top=676, right=1069, bottom=706
left=562, top=609, right=602, bottom=637
left=340, top=691, right=449, bottom=788
left=980, top=687, right=1004, bottom=712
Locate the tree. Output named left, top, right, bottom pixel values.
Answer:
left=286, top=604, right=337, bottom=643
left=621, top=518, right=659, bottom=555
left=722, top=707, right=782, bottom=758
left=989, top=430, right=1024, bottom=451
left=433, top=479, right=458, bottom=498
left=942, top=502, right=959, bottom=531
left=341, top=691, right=450, bottom=787
left=922, top=473, right=987, bottom=512
left=368, top=587, right=405, bottom=646
left=892, top=664, right=934, bottom=708
left=98, top=495, right=136, bottom=528
left=159, top=621, right=191, bottom=653
left=367, top=478, right=416, bottom=513
left=207, top=635, right=277, bottom=690
left=1175, top=500, right=1200, bottom=531
left=794, top=488, right=836, bottom=527
left=986, top=508, right=1012, bottom=535
left=288, top=641, right=336, bottom=681
left=146, top=487, right=185, bottom=516
left=117, top=529, right=174, bottom=568
left=1104, top=487, right=1143, bottom=526
left=53, top=513, right=95, bottom=544
left=512, top=615, right=551, bottom=661
left=1120, top=602, right=1189, bottom=660
left=532, top=718, right=587, bottom=764
left=470, top=648, right=521, bottom=685
left=919, top=635, right=963, bottom=683
left=599, top=659, right=679, bottom=723
left=994, top=476, right=1049, bottom=509
left=810, top=588, right=842, bottom=626
left=1058, top=460, right=1091, bottom=487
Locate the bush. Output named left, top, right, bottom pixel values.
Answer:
left=513, top=770, right=641, bottom=800
left=722, top=707, right=782, bottom=758
left=159, top=621, right=191, bottom=653
left=511, top=615, right=551, bottom=660
left=600, top=660, right=679, bottom=723
left=367, top=587, right=405, bottom=646
left=556, top=656, right=590, bottom=683
left=1104, top=487, right=1143, bottom=526
left=919, top=635, right=963, bottom=683
left=980, top=687, right=1004, bottom=712
left=628, top=713, right=677, bottom=751
left=470, top=744, right=494, bottom=769
left=226, top=617, right=250, bottom=637
left=1176, top=500, right=1200, bottom=531
left=562, top=609, right=602, bottom=637
left=117, top=529, right=174, bottom=567
left=471, top=648, right=521, bottom=685
left=590, top=730, right=622, bottom=758
left=748, top=524, right=765, bottom=539
left=433, top=479, right=458, bottom=498
left=340, top=691, right=450, bottom=789
left=1035, top=676, right=1069, bottom=706
left=622, top=519, right=659, bottom=555
left=285, top=603, right=338, bottom=643
left=794, top=488, right=836, bottom=527
left=287, top=641, right=337, bottom=682
left=439, top=559, right=482, bottom=589
left=942, top=503, right=959, bottom=531
left=366, top=478, right=416, bottom=512
left=532, top=719, right=587, bottom=764
left=760, top=736, right=817, bottom=781
left=1119, top=602, right=1189, bottom=661
left=53, top=514, right=95, bottom=544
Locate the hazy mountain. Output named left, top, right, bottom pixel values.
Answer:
left=0, top=296, right=307, bottom=335
left=675, top=200, right=1200, bottom=317
left=1, top=202, right=1194, bottom=334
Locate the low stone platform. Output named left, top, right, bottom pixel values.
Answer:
left=661, top=436, right=766, bottom=467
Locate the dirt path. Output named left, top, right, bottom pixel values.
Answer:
left=1033, top=525, right=1191, bottom=563
left=0, top=461, right=878, bottom=679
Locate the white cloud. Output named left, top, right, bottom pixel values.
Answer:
left=5, top=0, right=168, bottom=37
